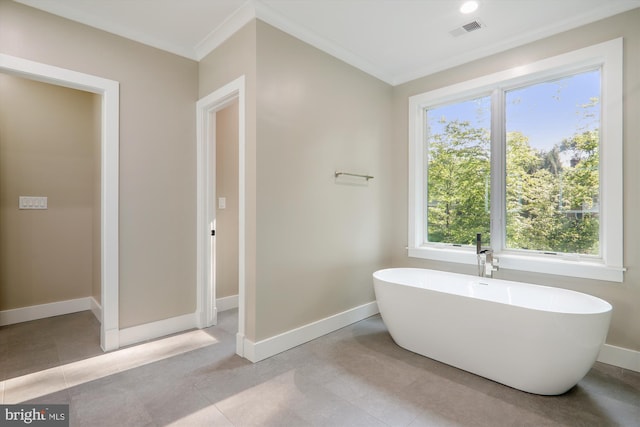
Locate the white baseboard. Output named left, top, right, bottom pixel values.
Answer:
left=0, top=297, right=93, bottom=326
left=90, top=297, right=102, bottom=323
left=243, top=301, right=379, bottom=363
left=598, top=344, right=640, bottom=373
left=118, top=313, right=198, bottom=348
left=236, top=332, right=245, bottom=356
left=5, top=296, right=637, bottom=374
left=239, top=301, right=640, bottom=373
left=102, top=327, right=120, bottom=352
left=217, top=294, right=239, bottom=312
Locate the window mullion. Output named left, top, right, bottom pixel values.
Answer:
left=408, top=38, right=623, bottom=282
left=490, top=88, right=506, bottom=252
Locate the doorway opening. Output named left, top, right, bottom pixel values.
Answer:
left=0, top=54, right=120, bottom=351
left=213, top=99, right=240, bottom=316
left=196, top=76, right=246, bottom=357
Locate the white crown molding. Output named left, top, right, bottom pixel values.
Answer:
left=14, top=0, right=197, bottom=60
left=15, top=0, right=640, bottom=85
left=195, top=0, right=640, bottom=86
left=194, top=0, right=257, bottom=61
left=392, top=1, right=640, bottom=85
left=252, top=1, right=394, bottom=85
left=193, top=0, right=393, bottom=83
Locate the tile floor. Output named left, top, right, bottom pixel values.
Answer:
left=1, top=309, right=639, bottom=426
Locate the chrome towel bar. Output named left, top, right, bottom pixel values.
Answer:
left=334, top=171, right=374, bottom=181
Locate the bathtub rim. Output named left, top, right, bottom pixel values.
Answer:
left=373, top=267, right=613, bottom=316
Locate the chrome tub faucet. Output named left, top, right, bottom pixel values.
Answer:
left=476, top=233, right=497, bottom=277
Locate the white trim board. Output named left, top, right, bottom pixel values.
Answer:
left=90, top=297, right=102, bottom=323
left=118, top=313, right=199, bottom=348
left=239, top=299, right=640, bottom=375
left=217, top=295, right=239, bottom=312
left=243, top=301, right=379, bottom=363
left=598, top=344, right=640, bottom=373
left=0, top=299, right=197, bottom=350
left=0, top=53, right=120, bottom=352
left=196, top=76, right=247, bottom=359
left=3, top=296, right=636, bottom=374
left=0, top=297, right=94, bottom=326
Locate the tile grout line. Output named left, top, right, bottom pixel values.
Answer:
left=53, top=328, right=82, bottom=405
left=196, top=380, right=237, bottom=426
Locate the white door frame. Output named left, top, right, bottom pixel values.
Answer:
left=196, top=76, right=246, bottom=357
left=0, top=54, right=120, bottom=351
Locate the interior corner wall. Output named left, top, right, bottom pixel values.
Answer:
left=0, top=74, right=97, bottom=310
left=199, top=20, right=258, bottom=340
left=254, top=20, right=394, bottom=341
left=391, top=8, right=640, bottom=352
left=0, top=1, right=199, bottom=328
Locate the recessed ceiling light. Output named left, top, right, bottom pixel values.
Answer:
left=460, top=1, right=479, bottom=14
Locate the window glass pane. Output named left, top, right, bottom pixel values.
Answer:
left=426, top=96, right=491, bottom=246
left=505, top=70, right=600, bottom=255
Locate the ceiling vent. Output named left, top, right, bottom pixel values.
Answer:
left=450, top=19, right=485, bottom=37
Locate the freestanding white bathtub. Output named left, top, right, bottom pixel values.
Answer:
left=373, top=268, right=612, bottom=395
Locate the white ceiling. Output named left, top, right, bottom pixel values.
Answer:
left=13, top=0, right=640, bottom=85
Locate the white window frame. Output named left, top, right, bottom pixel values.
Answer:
left=408, top=38, right=624, bottom=282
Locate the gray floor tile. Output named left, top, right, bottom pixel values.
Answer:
left=69, top=380, right=155, bottom=427
left=1, top=311, right=639, bottom=426
left=3, top=366, right=67, bottom=403
left=140, top=383, right=227, bottom=426
left=194, top=359, right=263, bottom=404
left=163, top=403, right=234, bottom=426
left=22, top=388, right=72, bottom=406
left=348, top=385, right=422, bottom=426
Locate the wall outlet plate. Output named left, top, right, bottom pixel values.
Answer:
left=19, top=196, right=47, bottom=209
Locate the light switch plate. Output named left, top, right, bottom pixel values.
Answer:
left=19, top=196, right=48, bottom=209
left=218, top=197, right=226, bottom=209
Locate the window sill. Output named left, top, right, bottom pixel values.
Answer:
left=408, top=246, right=624, bottom=283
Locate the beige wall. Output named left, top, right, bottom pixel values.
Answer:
left=254, top=21, right=393, bottom=340
left=0, top=1, right=199, bottom=327
left=391, top=8, right=640, bottom=352
left=4, top=0, right=637, bottom=356
left=215, top=100, right=239, bottom=298
left=200, top=20, right=393, bottom=342
left=0, top=74, right=97, bottom=310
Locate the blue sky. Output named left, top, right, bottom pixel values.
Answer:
left=506, top=70, right=600, bottom=151
left=427, top=69, right=601, bottom=152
